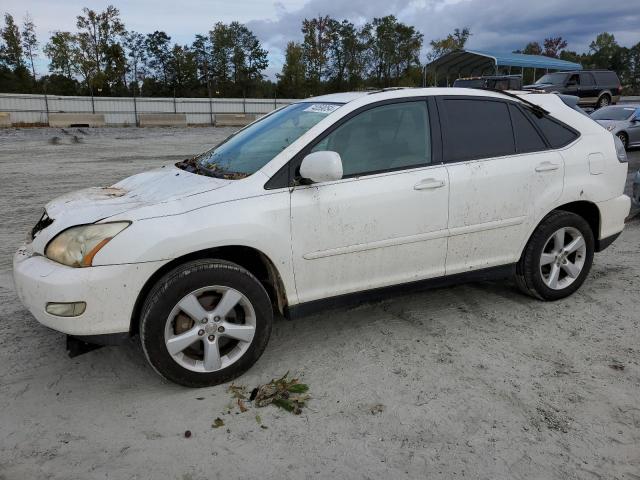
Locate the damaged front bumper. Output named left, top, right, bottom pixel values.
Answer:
left=13, top=244, right=167, bottom=337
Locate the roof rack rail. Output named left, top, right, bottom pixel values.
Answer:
left=483, top=88, right=549, bottom=117
left=366, top=87, right=413, bottom=95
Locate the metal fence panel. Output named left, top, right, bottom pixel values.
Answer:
left=0, top=93, right=297, bottom=125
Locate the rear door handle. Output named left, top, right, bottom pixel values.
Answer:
left=535, top=162, right=559, bottom=172
left=414, top=178, right=446, bottom=190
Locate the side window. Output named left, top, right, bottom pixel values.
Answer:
left=441, top=98, right=515, bottom=162
left=524, top=110, right=579, bottom=148
left=579, top=73, right=595, bottom=86
left=311, top=101, right=430, bottom=177
left=508, top=105, right=547, bottom=153
left=567, top=74, right=580, bottom=85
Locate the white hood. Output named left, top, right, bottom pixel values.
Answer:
left=33, top=166, right=231, bottom=252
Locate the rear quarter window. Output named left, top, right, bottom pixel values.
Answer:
left=524, top=110, right=579, bottom=148
left=509, top=105, right=547, bottom=153
left=593, top=71, right=620, bottom=85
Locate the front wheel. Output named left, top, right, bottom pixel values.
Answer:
left=617, top=132, right=629, bottom=150
left=515, top=211, right=595, bottom=300
left=140, top=259, right=273, bottom=387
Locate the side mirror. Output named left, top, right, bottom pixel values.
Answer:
left=299, top=151, right=343, bottom=183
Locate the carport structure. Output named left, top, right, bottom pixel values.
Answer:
left=424, top=49, right=582, bottom=86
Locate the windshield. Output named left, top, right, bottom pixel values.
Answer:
left=182, top=102, right=342, bottom=178
left=535, top=73, right=569, bottom=85
left=590, top=106, right=637, bottom=121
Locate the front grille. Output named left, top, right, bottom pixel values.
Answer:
left=31, top=210, right=53, bottom=240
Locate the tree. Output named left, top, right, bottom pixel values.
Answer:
left=369, top=16, right=423, bottom=86
left=207, top=22, right=268, bottom=96
left=1, top=13, right=25, bottom=70
left=515, top=42, right=542, bottom=55
left=326, top=20, right=367, bottom=90
left=301, top=16, right=332, bottom=93
left=144, top=31, right=172, bottom=88
left=75, top=5, right=126, bottom=92
left=124, top=31, right=146, bottom=92
left=192, top=33, right=213, bottom=96
left=22, top=13, right=38, bottom=78
left=277, top=42, right=306, bottom=97
left=427, top=27, right=470, bottom=61
left=44, top=31, right=75, bottom=78
left=228, top=22, right=268, bottom=95
left=543, top=36, right=567, bottom=58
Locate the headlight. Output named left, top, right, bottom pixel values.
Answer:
left=607, top=125, right=616, bottom=132
left=45, top=222, right=130, bottom=267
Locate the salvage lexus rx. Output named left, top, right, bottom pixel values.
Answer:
left=13, top=88, right=631, bottom=387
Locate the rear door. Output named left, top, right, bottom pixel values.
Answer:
left=578, top=72, right=598, bottom=106
left=436, top=96, right=566, bottom=274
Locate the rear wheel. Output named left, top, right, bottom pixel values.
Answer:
left=596, top=94, right=611, bottom=109
left=140, top=259, right=273, bottom=387
left=515, top=211, right=594, bottom=300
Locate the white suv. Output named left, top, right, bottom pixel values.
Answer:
left=13, top=88, right=630, bottom=387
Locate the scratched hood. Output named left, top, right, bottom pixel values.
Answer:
left=33, top=166, right=230, bottom=250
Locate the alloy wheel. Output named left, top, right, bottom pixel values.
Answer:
left=164, top=285, right=256, bottom=373
left=539, top=227, right=587, bottom=290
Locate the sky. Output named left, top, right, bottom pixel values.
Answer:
left=3, top=0, right=640, bottom=79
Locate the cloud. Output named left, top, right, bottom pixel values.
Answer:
left=249, top=0, right=640, bottom=76
left=4, top=0, right=639, bottom=79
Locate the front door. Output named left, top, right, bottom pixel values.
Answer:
left=289, top=100, right=449, bottom=303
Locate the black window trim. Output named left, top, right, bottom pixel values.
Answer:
left=435, top=94, right=581, bottom=165
left=264, top=96, right=442, bottom=190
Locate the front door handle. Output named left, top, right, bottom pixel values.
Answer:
left=414, top=178, right=446, bottom=190
left=535, top=162, right=559, bottom=172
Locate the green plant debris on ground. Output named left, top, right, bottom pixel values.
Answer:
left=226, top=372, right=310, bottom=416
left=252, top=372, right=310, bottom=415
left=228, top=383, right=248, bottom=399
left=212, top=418, right=225, bottom=428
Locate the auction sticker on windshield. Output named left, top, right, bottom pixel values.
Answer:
left=303, top=104, right=340, bottom=114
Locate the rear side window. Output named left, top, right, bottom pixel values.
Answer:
left=524, top=110, right=579, bottom=148
left=441, top=98, right=515, bottom=162
left=593, top=71, right=620, bottom=85
left=579, top=72, right=595, bottom=86
left=508, top=105, right=547, bottom=153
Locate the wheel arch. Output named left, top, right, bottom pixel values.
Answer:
left=129, top=246, right=288, bottom=336
left=521, top=200, right=601, bottom=260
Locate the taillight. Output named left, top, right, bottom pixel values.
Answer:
left=618, top=86, right=623, bottom=94
left=614, top=136, right=627, bottom=163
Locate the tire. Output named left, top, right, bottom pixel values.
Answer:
left=140, top=259, right=273, bottom=387
left=515, top=211, right=595, bottom=301
left=596, top=94, right=611, bottom=109
left=617, top=132, right=629, bottom=150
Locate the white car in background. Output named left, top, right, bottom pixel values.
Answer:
left=13, top=88, right=631, bottom=387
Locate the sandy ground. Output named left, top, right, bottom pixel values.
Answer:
left=1, top=127, right=639, bottom=480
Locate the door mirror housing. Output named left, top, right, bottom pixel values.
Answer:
left=299, top=151, right=343, bottom=183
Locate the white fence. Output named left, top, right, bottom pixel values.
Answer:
left=0, top=93, right=296, bottom=126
